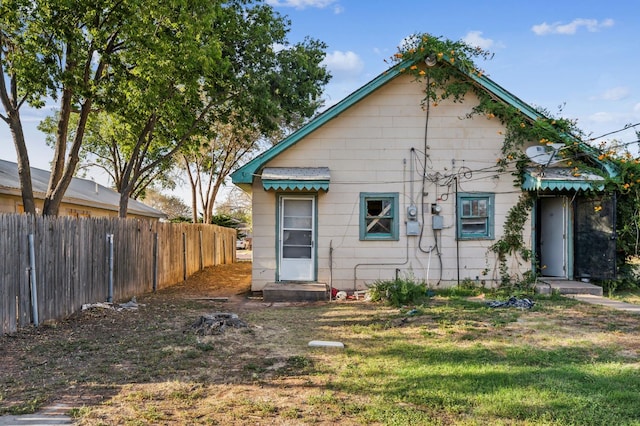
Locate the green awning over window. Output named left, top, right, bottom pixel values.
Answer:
left=261, top=167, right=330, bottom=192
left=522, top=167, right=605, bottom=192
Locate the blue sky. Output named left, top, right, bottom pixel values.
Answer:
left=269, top=0, right=640, bottom=147
left=3, top=0, right=639, bottom=190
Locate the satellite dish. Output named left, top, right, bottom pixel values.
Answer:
left=526, top=145, right=556, bottom=165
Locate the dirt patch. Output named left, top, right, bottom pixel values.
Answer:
left=0, top=263, right=261, bottom=410
left=1, top=261, right=364, bottom=424
left=3, top=263, right=640, bottom=425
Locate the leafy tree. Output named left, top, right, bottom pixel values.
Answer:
left=216, top=186, right=252, bottom=218
left=140, top=187, right=191, bottom=221
left=215, top=186, right=251, bottom=230
left=0, top=0, right=159, bottom=215
left=177, top=4, right=329, bottom=221
left=210, top=213, right=240, bottom=228
left=77, top=0, right=330, bottom=218
left=181, top=121, right=259, bottom=224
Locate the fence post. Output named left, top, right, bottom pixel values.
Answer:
left=182, top=232, right=187, bottom=281
left=107, top=233, right=114, bottom=303
left=213, top=233, right=217, bottom=266
left=199, top=230, right=203, bottom=271
left=152, top=232, right=158, bottom=292
left=27, top=233, right=38, bottom=327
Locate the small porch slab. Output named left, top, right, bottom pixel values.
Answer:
left=535, top=279, right=603, bottom=296
left=262, top=282, right=329, bottom=302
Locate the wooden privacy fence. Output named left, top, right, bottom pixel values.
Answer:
left=0, top=214, right=236, bottom=334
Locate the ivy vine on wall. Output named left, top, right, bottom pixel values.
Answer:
left=391, top=33, right=607, bottom=286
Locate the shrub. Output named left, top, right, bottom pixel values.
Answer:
left=367, top=277, right=429, bottom=307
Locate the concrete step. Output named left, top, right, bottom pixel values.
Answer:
left=262, top=282, right=329, bottom=302
left=535, top=279, right=603, bottom=296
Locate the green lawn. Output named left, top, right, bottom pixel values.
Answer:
left=3, top=288, right=639, bottom=425
left=306, top=296, right=640, bottom=425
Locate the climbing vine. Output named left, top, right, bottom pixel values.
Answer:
left=488, top=193, right=535, bottom=287
left=391, top=33, right=612, bottom=286
left=600, top=134, right=640, bottom=289
left=391, top=33, right=590, bottom=177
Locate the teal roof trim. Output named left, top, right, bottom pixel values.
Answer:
left=522, top=168, right=605, bottom=192
left=232, top=56, right=617, bottom=187
left=231, top=63, right=405, bottom=186
left=467, top=73, right=543, bottom=121
left=263, top=180, right=329, bottom=192
left=261, top=167, right=330, bottom=192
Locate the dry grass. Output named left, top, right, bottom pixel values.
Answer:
left=1, top=263, right=640, bottom=425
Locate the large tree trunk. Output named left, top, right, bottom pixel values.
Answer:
left=42, top=98, right=92, bottom=216
left=42, top=40, right=103, bottom=217
left=117, top=160, right=136, bottom=218
left=9, top=112, right=36, bottom=215
left=191, top=187, right=199, bottom=223
left=205, top=179, right=223, bottom=224
left=0, top=51, right=36, bottom=215
left=44, top=86, right=73, bottom=210
left=119, top=184, right=133, bottom=218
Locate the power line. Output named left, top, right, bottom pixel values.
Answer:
left=587, top=122, right=640, bottom=142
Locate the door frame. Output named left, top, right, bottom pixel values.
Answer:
left=535, top=195, right=571, bottom=279
left=276, top=193, right=318, bottom=282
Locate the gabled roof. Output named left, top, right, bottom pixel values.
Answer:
left=0, top=159, right=166, bottom=218
left=232, top=58, right=613, bottom=188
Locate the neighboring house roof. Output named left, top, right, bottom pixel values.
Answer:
left=232, top=58, right=614, bottom=189
left=0, top=159, right=166, bottom=218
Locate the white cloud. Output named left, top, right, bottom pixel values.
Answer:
left=272, top=42, right=286, bottom=53
left=585, top=109, right=640, bottom=140
left=532, top=18, right=614, bottom=35
left=322, top=50, right=364, bottom=79
left=588, top=111, right=616, bottom=124
left=462, top=31, right=494, bottom=50
left=600, top=86, right=631, bottom=101
left=266, top=0, right=339, bottom=10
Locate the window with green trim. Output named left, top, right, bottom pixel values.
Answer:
left=457, top=193, right=494, bottom=240
left=360, top=193, right=399, bottom=241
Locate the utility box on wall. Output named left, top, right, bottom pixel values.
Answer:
left=406, top=204, right=420, bottom=235
left=406, top=220, right=421, bottom=235
left=432, top=215, right=443, bottom=230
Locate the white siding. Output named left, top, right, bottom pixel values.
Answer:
left=250, top=73, right=531, bottom=291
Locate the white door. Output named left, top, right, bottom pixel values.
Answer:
left=279, top=196, right=315, bottom=281
left=539, top=197, right=567, bottom=277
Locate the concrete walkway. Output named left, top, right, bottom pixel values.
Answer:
left=0, top=403, right=73, bottom=425
left=565, top=294, right=640, bottom=313
left=538, top=279, right=640, bottom=314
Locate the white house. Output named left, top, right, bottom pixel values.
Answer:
left=232, top=56, right=615, bottom=296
